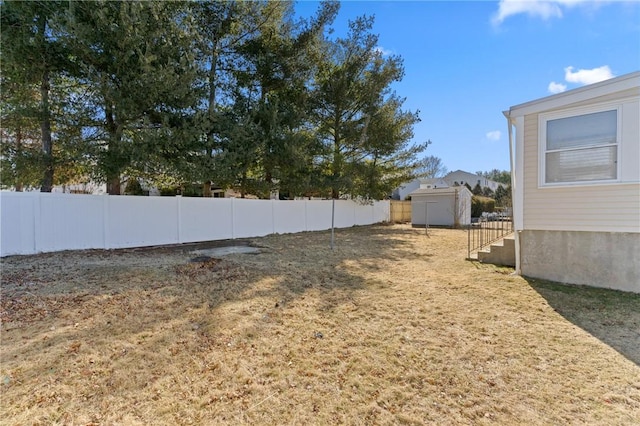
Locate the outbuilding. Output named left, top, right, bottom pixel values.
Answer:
left=409, top=186, right=472, bottom=227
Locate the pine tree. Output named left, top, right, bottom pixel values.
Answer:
left=1, top=1, right=71, bottom=191
left=220, top=1, right=338, bottom=198
left=313, top=16, right=426, bottom=199
left=67, top=2, right=199, bottom=194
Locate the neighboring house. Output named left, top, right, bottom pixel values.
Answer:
left=409, top=185, right=472, bottom=227
left=392, top=179, right=421, bottom=200
left=51, top=182, right=107, bottom=195
left=391, top=178, right=448, bottom=200
left=505, top=71, right=639, bottom=293
left=48, top=179, right=239, bottom=198
left=419, top=178, right=449, bottom=190
left=443, top=170, right=503, bottom=192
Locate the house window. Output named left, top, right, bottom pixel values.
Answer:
left=541, top=107, right=619, bottom=185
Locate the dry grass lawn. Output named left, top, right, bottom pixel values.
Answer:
left=1, top=224, right=639, bottom=425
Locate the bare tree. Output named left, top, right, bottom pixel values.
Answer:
left=415, top=154, right=447, bottom=179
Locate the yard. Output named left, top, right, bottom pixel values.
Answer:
left=1, top=225, right=639, bottom=425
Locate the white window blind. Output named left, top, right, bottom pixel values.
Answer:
left=544, top=109, right=618, bottom=184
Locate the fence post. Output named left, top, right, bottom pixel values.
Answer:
left=176, top=195, right=182, bottom=244
left=330, top=199, right=335, bottom=250
left=33, top=192, right=41, bottom=254
left=102, top=195, right=110, bottom=250
left=231, top=197, right=235, bottom=239
left=271, top=199, right=276, bottom=234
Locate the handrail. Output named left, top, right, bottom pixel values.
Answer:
left=467, top=214, right=513, bottom=259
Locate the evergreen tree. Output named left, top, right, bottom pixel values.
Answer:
left=313, top=16, right=425, bottom=199
left=67, top=1, right=199, bottom=194
left=220, top=1, right=338, bottom=198
left=1, top=1, right=72, bottom=191
left=1, top=1, right=427, bottom=200
left=482, top=186, right=494, bottom=198
left=476, top=169, right=511, bottom=185
left=187, top=0, right=251, bottom=196
left=494, top=184, right=512, bottom=207
left=0, top=70, right=43, bottom=190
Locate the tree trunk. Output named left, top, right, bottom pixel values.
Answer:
left=107, top=177, right=121, bottom=195
left=204, top=41, right=218, bottom=194
left=331, top=123, right=341, bottom=199
left=40, top=58, right=53, bottom=192
left=15, top=127, right=23, bottom=192
left=203, top=181, right=212, bottom=197
left=105, top=102, right=123, bottom=195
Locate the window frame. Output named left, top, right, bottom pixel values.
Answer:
left=538, top=102, right=622, bottom=188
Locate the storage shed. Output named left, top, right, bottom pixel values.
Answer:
left=409, top=187, right=472, bottom=227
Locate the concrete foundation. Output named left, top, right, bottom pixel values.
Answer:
left=520, top=230, right=640, bottom=293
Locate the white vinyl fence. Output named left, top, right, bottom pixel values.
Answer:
left=0, top=192, right=390, bottom=256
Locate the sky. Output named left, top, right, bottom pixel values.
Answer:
left=294, top=0, right=640, bottom=174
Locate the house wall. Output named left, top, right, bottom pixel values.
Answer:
left=516, top=84, right=639, bottom=293
left=0, top=192, right=390, bottom=256
left=444, top=171, right=502, bottom=192
left=521, top=94, right=640, bottom=233
left=520, top=230, right=640, bottom=293
left=393, top=179, right=421, bottom=200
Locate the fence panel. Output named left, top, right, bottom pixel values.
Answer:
left=1, top=192, right=37, bottom=255
left=0, top=193, right=390, bottom=256
left=273, top=200, right=307, bottom=234
left=180, top=197, right=234, bottom=243
left=107, top=196, right=179, bottom=249
left=354, top=202, right=374, bottom=225
left=231, top=198, right=274, bottom=239
left=373, top=200, right=391, bottom=224
left=390, top=200, right=411, bottom=223
left=305, top=200, right=334, bottom=231
left=332, top=200, right=354, bottom=228
left=39, top=193, right=104, bottom=252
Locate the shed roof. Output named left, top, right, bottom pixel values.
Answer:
left=409, top=187, right=472, bottom=197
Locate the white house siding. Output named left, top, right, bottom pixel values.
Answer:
left=444, top=170, right=503, bottom=192
left=392, top=179, right=421, bottom=200
left=521, top=97, right=640, bottom=233
left=512, top=73, right=640, bottom=292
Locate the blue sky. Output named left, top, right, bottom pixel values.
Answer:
left=295, top=0, right=640, bottom=174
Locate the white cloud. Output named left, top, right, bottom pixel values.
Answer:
left=492, top=0, right=562, bottom=25
left=486, top=130, right=502, bottom=141
left=373, top=46, right=393, bottom=57
left=492, top=0, right=609, bottom=26
left=547, top=65, right=615, bottom=94
left=564, top=65, right=614, bottom=85
left=548, top=81, right=567, bottom=94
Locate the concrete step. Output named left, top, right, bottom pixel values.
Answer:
left=476, top=235, right=515, bottom=267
